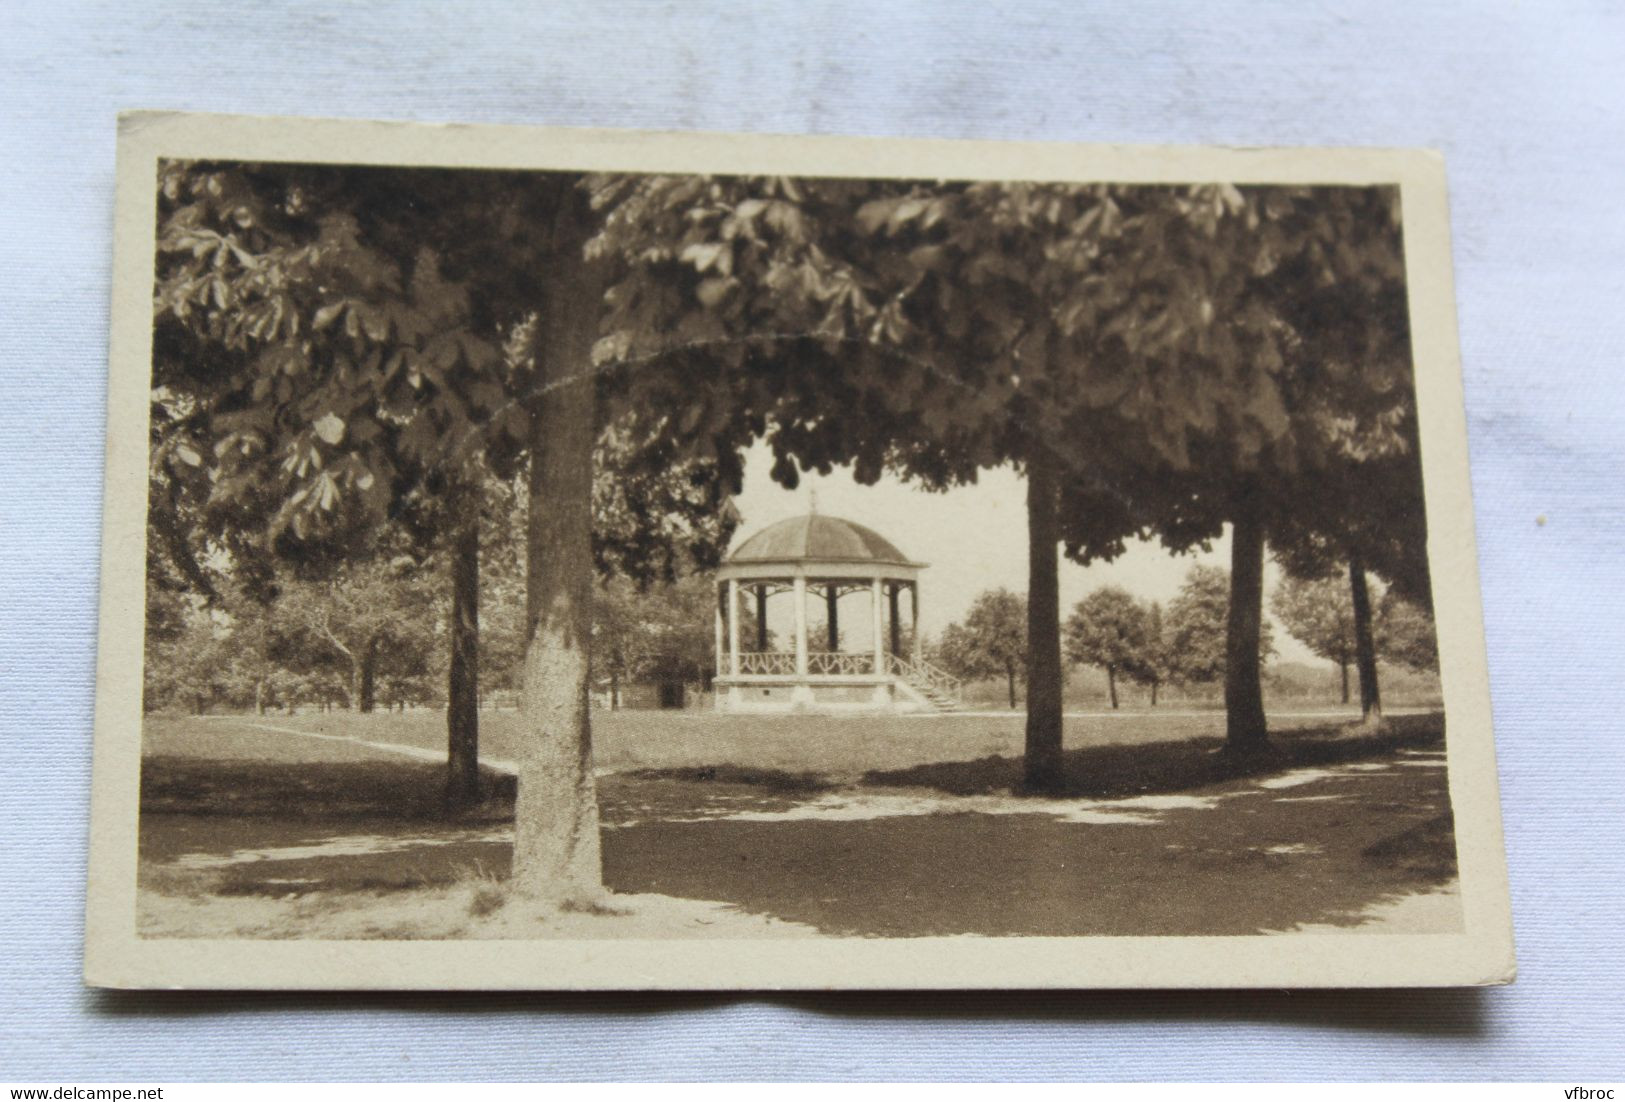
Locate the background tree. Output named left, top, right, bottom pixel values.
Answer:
left=473, top=527, right=527, bottom=705
left=926, top=623, right=976, bottom=685
left=1064, top=586, right=1149, bottom=709
left=1164, top=564, right=1274, bottom=688
left=142, top=504, right=214, bottom=714
left=932, top=589, right=1027, bottom=708
left=592, top=575, right=642, bottom=711
left=635, top=573, right=730, bottom=695
left=1271, top=571, right=1357, bottom=703
left=211, top=599, right=284, bottom=715
left=1127, top=600, right=1172, bottom=707
left=1378, top=590, right=1440, bottom=673
left=594, top=572, right=728, bottom=707
left=273, top=555, right=442, bottom=711
left=268, top=554, right=439, bottom=714
left=143, top=605, right=229, bottom=714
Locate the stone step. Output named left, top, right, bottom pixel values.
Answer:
left=895, top=673, right=963, bottom=713
left=912, top=688, right=962, bottom=712
left=897, top=682, right=955, bottom=715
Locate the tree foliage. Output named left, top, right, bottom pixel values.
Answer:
left=599, top=176, right=1424, bottom=761
left=151, top=163, right=741, bottom=589
left=1063, top=586, right=1149, bottom=709
left=1271, top=572, right=1354, bottom=664
left=151, top=163, right=531, bottom=563
left=595, top=573, right=723, bottom=697
left=150, top=162, right=748, bottom=857
left=1271, top=571, right=1356, bottom=701
left=1131, top=600, right=1172, bottom=704
left=267, top=553, right=440, bottom=711
left=1046, top=186, right=1419, bottom=747
left=933, top=589, right=1028, bottom=708
left=1164, top=565, right=1274, bottom=685
left=1377, top=589, right=1440, bottom=672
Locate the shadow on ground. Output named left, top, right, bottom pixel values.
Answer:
left=89, top=985, right=1489, bottom=1041
left=141, top=757, right=517, bottom=821
left=860, top=714, right=1446, bottom=798
left=138, top=713, right=1459, bottom=938
left=599, top=773, right=1457, bottom=937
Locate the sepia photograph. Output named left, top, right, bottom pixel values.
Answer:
left=85, top=114, right=1512, bottom=989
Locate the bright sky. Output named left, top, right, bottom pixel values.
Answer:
left=726, top=438, right=1321, bottom=666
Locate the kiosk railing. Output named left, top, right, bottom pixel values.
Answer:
left=887, top=653, right=964, bottom=701
left=736, top=651, right=796, bottom=676
left=807, top=651, right=878, bottom=675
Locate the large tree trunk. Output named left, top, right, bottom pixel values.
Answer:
left=511, top=186, right=607, bottom=906
left=1224, top=494, right=1269, bottom=751
left=446, top=496, right=481, bottom=808
left=1107, top=665, right=1118, bottom=709
left=1023, top=447, right=1064, bottom=791
left=1338, top=659, right=1350, bottom=705
left=1349, top=552, right=1383, bottom=730
left=358, top=638, right=378, bottom=713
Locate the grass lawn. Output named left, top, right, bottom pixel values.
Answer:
left=137, top=708, right=1461, bottom=939
left=143, top=705, right=1415, bottom=779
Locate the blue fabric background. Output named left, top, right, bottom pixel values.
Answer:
left=2, top=0, right=1621, bottom=1081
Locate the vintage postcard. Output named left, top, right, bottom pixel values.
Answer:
left=85, top=112, right=1514, bottom=989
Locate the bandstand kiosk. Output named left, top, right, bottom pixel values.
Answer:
left=713, top=513, right=962, bottom=713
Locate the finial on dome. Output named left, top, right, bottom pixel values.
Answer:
left=808, top=487, right=819, bottom=515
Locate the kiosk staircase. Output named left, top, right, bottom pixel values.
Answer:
left=888, top=654, right=964, bottom=713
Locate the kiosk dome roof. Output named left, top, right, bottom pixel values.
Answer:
left=727, top=514, right=916, bottom=566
